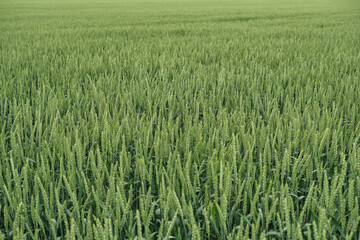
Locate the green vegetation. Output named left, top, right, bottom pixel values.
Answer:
left=0, top=0, right=359, bottom=239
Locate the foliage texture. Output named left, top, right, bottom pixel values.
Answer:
left=0, top=0, right=360, bottom=239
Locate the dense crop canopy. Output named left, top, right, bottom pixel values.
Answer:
left=0, top=0, right=359, bottom=239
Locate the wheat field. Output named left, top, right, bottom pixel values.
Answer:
left=0, top=0, right=359, bottom=239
